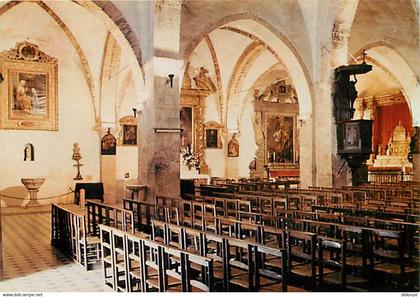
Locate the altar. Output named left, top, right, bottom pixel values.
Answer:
left=369, top=121, right=413, bottom=182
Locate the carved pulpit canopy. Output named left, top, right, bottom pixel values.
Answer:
left=333, top=62, right=372, bottom=122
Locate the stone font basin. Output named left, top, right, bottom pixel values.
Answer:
left=21, top=178, right=45, bottom=207
left=21, top=178, right=45, bottom=191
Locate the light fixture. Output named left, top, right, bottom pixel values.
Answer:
left=168, top=74, right=174, bottom=88
left=132, top=108, right=137, bottom=118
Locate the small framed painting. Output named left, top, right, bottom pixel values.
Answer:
left=204, top=121, right=222, bottom=149
left=119, top=116, right=137, bottom=146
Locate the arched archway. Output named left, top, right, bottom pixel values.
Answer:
left=353, top=44, right=419, bottom=125
left=182, top=16, right=315, bottom=186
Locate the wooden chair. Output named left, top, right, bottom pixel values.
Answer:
left=318, top=235, right=372, bottom=291
left=224, top=237, right=255, bottom=291
left=111, top=228, right=129, bottom=291
left=99, top=224, right=115, bottom=289
left=125, top=233, right=143, bottom=292
left=142, top=239, right=165, bottom=292
left=254, top=244, right=289, bottom=292
left=74, top=215, right=101, bottom=270
left=370, top=228, right=418, bottom=290
left=286, top=230, right=318, bottom=289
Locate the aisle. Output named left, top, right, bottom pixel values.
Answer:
left=0, top=211, right=112, bottom=292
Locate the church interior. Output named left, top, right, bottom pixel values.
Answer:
left=0, top=0, right=419, bottom=293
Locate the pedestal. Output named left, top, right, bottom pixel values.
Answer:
left=21, top=178, right=45, bottom=208
left=125, top=185, right=148, bottom=201
left=26, top=190, right=41, bottom=207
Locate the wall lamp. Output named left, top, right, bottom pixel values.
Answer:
left=167, top=74, right=174, bottom=88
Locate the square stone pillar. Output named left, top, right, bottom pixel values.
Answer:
left=101, top=154, right=117, bottom=204
left=138, top=58, right=182, bottom=202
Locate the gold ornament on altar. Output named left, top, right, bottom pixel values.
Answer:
left=386, top=121, right=411, bottom=156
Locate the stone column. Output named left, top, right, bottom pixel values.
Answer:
left=299, top=114, right=315, bottom=188
left=138, top=0, right=182, bottom=202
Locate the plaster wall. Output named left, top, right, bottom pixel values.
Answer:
left=0, top=4, right=100, bottom=206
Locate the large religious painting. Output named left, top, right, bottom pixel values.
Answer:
left=0, top=41, right=58, bottom=130
left=266, top=115, right=294, bottom=163
left=180, top=106, right=193, bottom=149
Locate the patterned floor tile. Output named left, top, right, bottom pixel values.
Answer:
left=1, top=212, right=112, bottom=292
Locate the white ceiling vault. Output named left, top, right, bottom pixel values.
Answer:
left=184, top=18, right=311, bottom=131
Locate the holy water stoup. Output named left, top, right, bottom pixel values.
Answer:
left=72, top=142, right=83, bottom=180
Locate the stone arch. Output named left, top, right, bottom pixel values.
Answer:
left=353, top=44, right=419, bottom=125
left=184, top=13, right=313, bottom=105
left=218, top=19, right=312, bottom=122
left=226, top=41, right=265, bottom=131
left=74, top=0, right=145, bottom=83
left=0, top=0, right=146, bottom=124
left=0, top=1, right=100, bottom=123
left=183, top=15, right=314, bottom=186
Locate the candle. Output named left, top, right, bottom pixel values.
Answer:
left=273, top=152, right=276, bottom=162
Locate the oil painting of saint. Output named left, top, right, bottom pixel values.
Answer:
left=266, top=115, right=293, bottom=163
left=101, top=129, right=117, bottom=155
left=228, top=135, right=239, bottom=157
left=11, top=72, right=47, bottom=117
left=123, top=125, right=137, bottom=145
left=206, top=129, right=218, bottom=148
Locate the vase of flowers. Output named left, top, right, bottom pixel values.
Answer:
left=180, top=144, right=200, bottom=170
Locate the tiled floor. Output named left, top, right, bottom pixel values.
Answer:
left=0, top=211, right=113, bottom=292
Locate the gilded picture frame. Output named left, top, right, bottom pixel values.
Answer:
left=0, top=42, right=58, bottom=131
left=118, top=115, right=138, bottom=146
left=265, top=114, right=295, bottom=164
left=204, top=121, right=223, bottom=149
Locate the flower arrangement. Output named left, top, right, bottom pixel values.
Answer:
left=180, top=145, right=200, bottom=170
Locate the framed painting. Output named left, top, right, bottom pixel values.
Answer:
left=101, top=128, right=117, bottom=155
left=0, top=42, right=58, bottom=130
left=118, top=116, right=137, bottom=146
left=204, top=121, right=222, bottom=149
left=266, top=114, right=295, bottom=163
left=227, top=134, right=239, bottom=157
